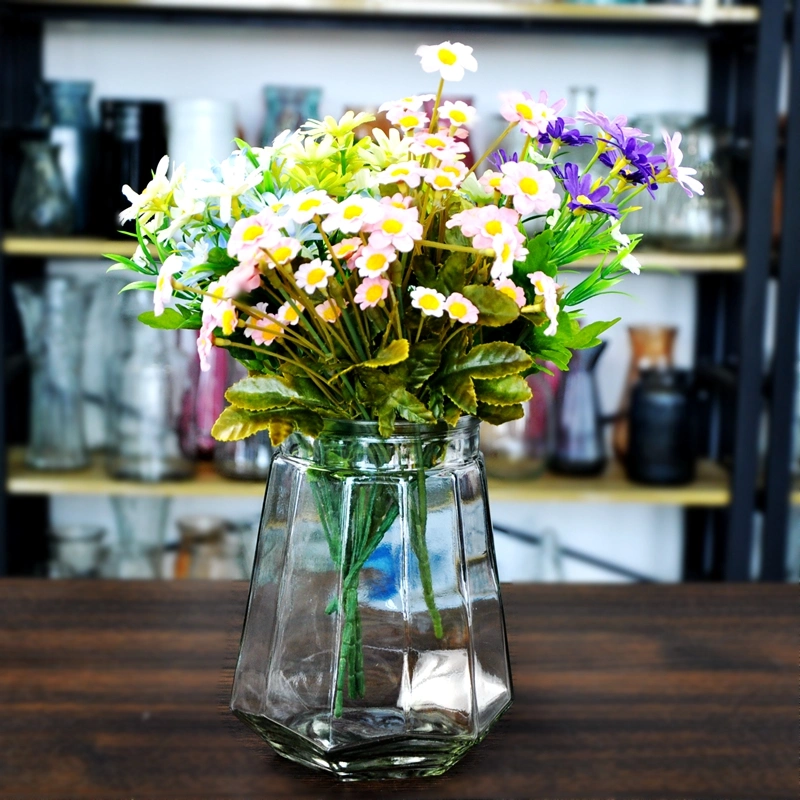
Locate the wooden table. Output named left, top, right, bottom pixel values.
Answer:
left=0, top=581, right=793, bottom=799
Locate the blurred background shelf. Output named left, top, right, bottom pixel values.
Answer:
left=9, top=1, right=761, bottom=26
left=1, top=236, right=747, bottom=272
left=6, top=448, right=730, bottom=505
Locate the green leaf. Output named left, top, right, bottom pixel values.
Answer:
left=225, top=375, right=297, bottom=411
left=404, top=341, right=442, bottom=387
left=120, top=280, right=156, bottom=293
left=411, top=255, right=437, bottom=288
left=477, top=402, right=525, bottom=426
left=358, top=372, right=435, bottom=437
left=439, top=251, right=468, bottom=294
left=104, top=252, right=155, bottom=275
left=519, top=229, right=556, bottom=278
left=361, top=339, right=409, bottom=369
left=211, top=406, right=274, bottom=441
left=442, top=342, right=532, bottom=381
left=137, top=308, right=196, bottom=330
left=441, top=373, right=477, bottom=415
left=462, top=285, right=520, bottom=327
left=569, top=318, right=620, bottom=349
left=475, top=375, right=532, bottom=406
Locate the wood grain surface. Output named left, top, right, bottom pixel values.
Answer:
left=0, top=580, right=794, bottom=799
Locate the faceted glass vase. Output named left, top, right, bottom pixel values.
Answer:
left=231, top=417, right=513, bottom=780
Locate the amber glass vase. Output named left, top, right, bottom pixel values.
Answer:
left=230, top=417, right=513, bottom=780
left=613, top=326, right=677, bottom=461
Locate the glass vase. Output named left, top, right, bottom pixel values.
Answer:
left=231, top=417, right=513, bottom=780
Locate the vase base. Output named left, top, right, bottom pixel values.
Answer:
left=233, top=704, right=508, bottom=780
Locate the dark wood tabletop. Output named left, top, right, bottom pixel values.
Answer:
left=0, top=580, right=794, bottom=800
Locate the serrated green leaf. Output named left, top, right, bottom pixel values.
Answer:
left=358, top=371, right=435, bottom=436
left=137, top=308, right=196, bottom=330
left=477, top=402, right=525, bottom=426
left=462, top=285, right=520, bottom=327
left=211, top=406, right=274, bottom=441
left=475, top=375, right=532, bottom=406
left=439, top=251, right=468, bottom=294
left=404, top=341, right=442, bottom=387
left=225, top=376, right=297, bottom=411
left=442, top=342, right=532, bottom=382
left=268, top=419, right=294, bottom=446
left=361, top=339, right=409, bottom=369
left=441, top=373, right=477, bottom=415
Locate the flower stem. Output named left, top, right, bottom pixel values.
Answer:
left=467, top=121, right=517, bottom=177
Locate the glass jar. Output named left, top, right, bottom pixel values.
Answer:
left=110, top=497, right=170, bottom=579
left=261, top=86, right=321, bottom=147
left=480, top=372, right=554, bottom=479
left=613, top=325, right=678, bottom=461
left=13, top=278, right=89, bottom=470
left=231, top=417, right=512, bottom=779
left=106, top=291, right=196, bottom=481
left=174, top=515, right=227, bottom=579
left=49, top=525, right=107, bottom=578
left=11, top=141, right=74, bottom=235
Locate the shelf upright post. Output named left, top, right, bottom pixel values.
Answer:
left=761, top=0, right=800, bottom=581
left=723, top=0, right=784, bottom=580
left=0, top=7, right=46, bottom=575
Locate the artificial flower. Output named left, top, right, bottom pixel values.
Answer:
left=424, top=161, right=468, bottom=192
left=447, top=205, right=521, bottom=249
left=195, top=154, right=263, bottom=224
left=295, top=258, right=336, bottom=294
left=244, top=303, right=283, bottom=346
left=285, top=189, right=338, bottom=225
left=196, top=317, right=215, bottom=372
left=354, top=244, right=397, bottom=278
left=315, top=298, right=343, bottom=323
left=493, top=278, right=526, bottom=308
left=277, top=300, right=303, bottom=326
left=376, top=160, right=426, bottom=189
left=478, top=170, right=504, bottom=194
left=490, top=231, right=528, bottom=279
left=227, top=211, right=279, bottom=260
left=529, top=271, right=560, bottom=336
left=332, top=237, right=363, bottom=263
left=410, top=286, right=447, bottom=317
left=120, top=154, right=172, bottom=226
left=228, top=261, right=263, bottom=294
left=366, top=206, right=423, bottom=252
left=416, top=41, right=478, bottom=82
left=153, top=254, right=184, bottom=316
left=378, top=94, right=435, bottom=113
left=500, top=91, right=565, bottom=137
left=444, top=292, right=479, bottom=324
left=499, top=161, right=560, bottom=216
left=538, top=117, right=594, bottom=148
left=561, top=163, right=620, bottom=217
left=266, top=236, right=302, bottom=267
left=663, top=132, right=705, bottom=197
left=386, top=107, right=430, bottom=131
left=302, top=110, right=375, bottom=139
left=438, top=100, right=477, bottom=127
left=322, top=195, right=383, bottom=234
left=409, top=130, right=470, bottom=158
left=354, top=276, right=390, bottom=309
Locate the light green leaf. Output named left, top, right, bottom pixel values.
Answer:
left=441, top=373, right=477, bottom=415
left=439, top=251, right=468, bottom=294
left=120, top=280, right=157, bottom=293
left=225, top=376, right=297, bottom=411
left=211, top=406, right=274, bottom=441
left=477, top=402, right=526, bottom=426
left=138, top=308, right=196, bottom=330
left=475, top=375, right=532, bottom=406
left=462, top=285, right=520, bottom=327
left=361, top=339, right=410, bottom=369
left=442, top=342, right=533, bottom=381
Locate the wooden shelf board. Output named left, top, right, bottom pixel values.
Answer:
left=7, top=448, right=729, bottom=505
left=10, top=0, right=760, bottom=25
left=2, top=236, right=746, bottom=273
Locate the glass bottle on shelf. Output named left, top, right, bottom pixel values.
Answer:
left=110, top=497, right=171, bottom=579
left=106, top=291, right=196, bottom=481
left=48, top=525, right=107, bottom=578
left=214, top=355, right=273, bottom=480
left=261, top=86, right=321, bottom=147
left=660, top=120, right=743, bottom=252
left=174, top=515, right=227, bottom=579
left=551, top=341, right=607, bottom=476
left=613, top=325, right=677, bottom=461
left=13, top=277, right=89, bottom=470
left=11, top=141, right=74, bottom=235
left=481, top=372, right=555, bottom=480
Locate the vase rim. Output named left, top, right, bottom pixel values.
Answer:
left=318, top=415, right=479, bottom=439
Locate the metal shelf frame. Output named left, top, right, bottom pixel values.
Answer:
left=0, top=0, right=793, bottom=579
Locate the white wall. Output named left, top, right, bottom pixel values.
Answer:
left=42, top=20, right=708, bottom=582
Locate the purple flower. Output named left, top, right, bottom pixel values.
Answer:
left=598, top=128, right=665, bottom=195
left=561, top=162, right=620, bottom=218
left=577, top=109, right=644, bottom=142
left=538, top=117, right=594, bottom=147
left=663, top=131, right=704, bottom=197
left=489, top=148, right=519, bottom=170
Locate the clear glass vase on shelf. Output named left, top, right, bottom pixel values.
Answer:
left=480, top=371, right=554, bottom=480
left=110, top=497, right=171, bottom=579
left=106, top=291, right=196, bottom=481
left=231, top=418, right=513, bottom=779
left=13, top=278, right=89, bottom=470
left=11, top=141, right=74, bottom=235
left=48, top=525, right=108, bottom=578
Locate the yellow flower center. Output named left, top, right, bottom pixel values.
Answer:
left=343, top=205, right=363, bottom=220
left=283, top=305, right=299, bottom=323
left=489, top=176, right=502, bottom=188
left=534, top=280, right=545, bottom=294
left=271, top=202, right=285, bottom=212
left=576, top=194, right=592, bottom=205
left=502, top=243, right=512, bottom=261
left=365, top=284, right=384, bottom=303
left=307, top=267, right=327, bottom=285
left=419, top=294, right=441, bottom=311
left=366, top=253, right=387, bottom=272
left=382, top=219, right=403, bottom=235
left=391, top=167, right=410, bottom=176
left=498, top=285, right=517, bottom=301
left=434, top=175, right=453, bottom=189
left=337, top=243, right=357, bottom=257
left=449, top=301, right=467, bottom=318
left=272, top=245, right=293, bottom=263
left=438, top=48, right=457, bottom=65
left=450, top=109, right=467, bottom=124
left=321, top=305, right=338, bottom=322
left=263, top=321, right=282, bottom=338
left=242, top=224, right=264, bottom=242
left=442, top=165, right=461, bottom=175
left=484, top=220, right=503, bottom=236
left=299, top=197, right=322, bottom=212
left=424, top=136, right=446, bottom=149
left=515, top=102, right=533, bottom=120
left=519, top=177, right=540, bottom=195
left=398, top=114, right=419, bottom=128
left=221, top=308, right=237, bottom=336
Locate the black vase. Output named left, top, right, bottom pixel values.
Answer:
left=551, top=342, right=607, bottom=476
left=626, top=369, right=696, bottom=486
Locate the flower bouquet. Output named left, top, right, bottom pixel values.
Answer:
left=111, top=41, right=701, bottom=780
